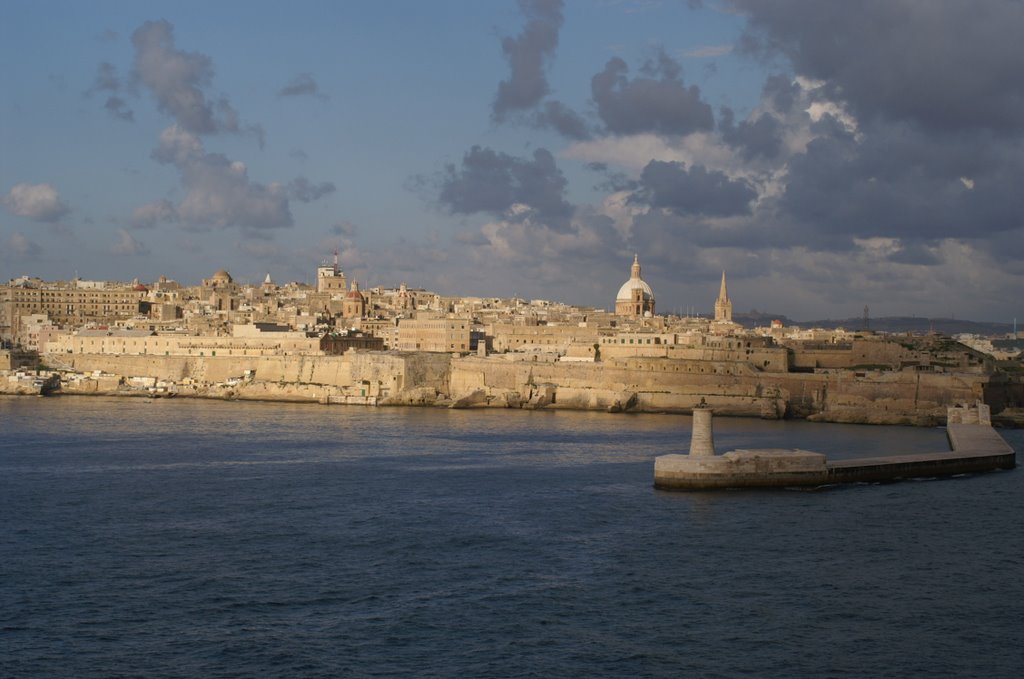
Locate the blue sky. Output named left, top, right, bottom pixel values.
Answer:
left=3, top=1, right=1023, bottom=322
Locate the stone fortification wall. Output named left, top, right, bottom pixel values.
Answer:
left=594, top=342, right=789, bottom=371
left=48, top=351, right=443, bottom=390
left=39, top=347, right=993, bottom=425
left=450, top=355, right=989, bottom=423
left=451, top=356, right=785, bottom=417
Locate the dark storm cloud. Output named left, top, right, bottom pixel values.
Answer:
left=492, top=0, right=564, bottom=121
left=719, top=108, right=783, bottom=160
left=761, top=74, right=800, bottom=115
left=778, top=120, right=1024, bottom=247
left=287, top=177, right=336, bottom=202
left=886, top=243, right=942, bottom=266
left=438, top=145, right=574, bottom=230
left=629, top=160, right=757, bottom=218
left=733, top=0, right=1024, bottom=133
left=591, top=51, right=714, bottom=136
left=532, top=100, right=591, bottom=140
left=132, top=20, right=241, bottom=135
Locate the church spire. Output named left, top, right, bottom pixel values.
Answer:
left=631, top=253, right=641, bottom=279
left=714, top=270, right=733, bottom=323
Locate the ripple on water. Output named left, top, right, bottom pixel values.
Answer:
left=1, top=398, right=1022, bottom=677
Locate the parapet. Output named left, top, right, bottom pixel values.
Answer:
left=947, top=401, right=991, bottom=425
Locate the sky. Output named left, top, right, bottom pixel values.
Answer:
left=2, top=0, right=1022, bottom=323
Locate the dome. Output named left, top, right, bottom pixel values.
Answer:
left=616, top=277, right=654, bottom=302
left=614, top=254, right=656, bottom=317
left=211, top=269, right=233, bottom=283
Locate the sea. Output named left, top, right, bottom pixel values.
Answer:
left=2, top=396, right=1022, bottom=678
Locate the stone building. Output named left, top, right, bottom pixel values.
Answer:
left=316, top=252, right=347, bottom=294
left=615, top=255, right=655, bottom=317
left=395, top=317, right=471, bottom=353
left=1, top=279, right=148, bottom=341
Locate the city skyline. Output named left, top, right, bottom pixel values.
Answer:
left=3, top=1, right=1023, bottom=322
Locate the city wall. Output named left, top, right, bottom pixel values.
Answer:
left=44, top=350, right=451, bottom=402
left=33, top=348, right=998, bottom=425
left=449, top=356, right=989, bottom=424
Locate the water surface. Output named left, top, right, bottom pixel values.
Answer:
left=2, top=397, right=1022, bottom=677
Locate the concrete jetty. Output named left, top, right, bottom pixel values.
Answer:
left=654, top=402, right=1016, bottom=490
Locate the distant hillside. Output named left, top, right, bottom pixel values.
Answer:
left=733, top=312, right=1016, bottom=336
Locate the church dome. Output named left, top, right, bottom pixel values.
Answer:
left=211, top=269, right=233, bottom=283
left=615, top=254, right=654, bottom=302
left=614, top=254, right=656, bottom=317
left=616, top=277, right=654, bottom=302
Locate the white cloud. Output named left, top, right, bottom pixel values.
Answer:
left=563, top=133, right=688, bottom=171
left=2, top=183, right=70, bottom=222
left=148, top=125, right=293, bottom=231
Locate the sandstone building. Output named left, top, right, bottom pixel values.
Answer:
left=316, top=252, right=347, bottom=294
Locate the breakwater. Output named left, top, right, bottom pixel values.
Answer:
left=654, top=403, right=1016, bottom=490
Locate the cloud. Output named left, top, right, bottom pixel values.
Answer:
left=148, top=125, right=293, bottom=231
left=91, top=61, right=121, bottom=92
left=438, top=145, right=574, bottom=231
left=2, top=183, right=70, bottom=222
left=287, top=176, right=336, bottom=202
left=629, top=160, right=758, bottom=217
left=111, top=228, right=150, bottom=255
left=131, top=19, right=242, bottom=135
left=103, top=96, right=135, bottom=122
left=532, top=100, right=591, bottom=140
left=330, top=221, right=359, bottom=237
left=492, top=0, right=564, bottom=121
left=278, top=72, right=328, bottom=100
left=130, top=199, right=178, bottom=229
left=591, top=50, right=714, bottom=136
left=733, top=0, right=1024, bottom=133
left=7, top=232, right=43, bottom=258
left=86, top=62, right=135, bottom=121
left=718, top=108, right=783, bottom=160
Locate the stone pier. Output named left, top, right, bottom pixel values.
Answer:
left=654, top=402, right=1016, bottom=490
